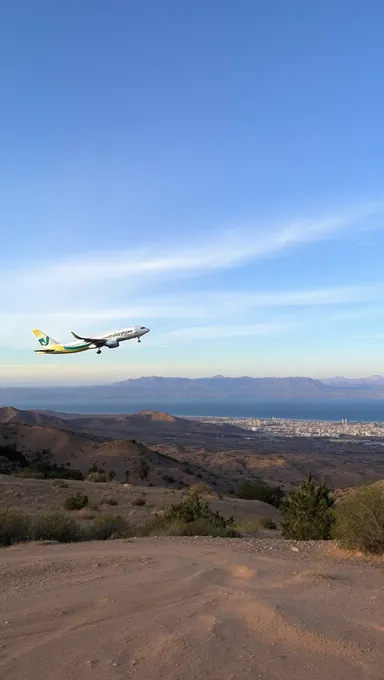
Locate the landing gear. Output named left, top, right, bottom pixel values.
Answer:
left=97, top=349, right=101, bottom=355
left=138, top=338, right=141, bottom=343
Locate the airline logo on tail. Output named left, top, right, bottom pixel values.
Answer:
left=38, top=335, right=50, bottom=346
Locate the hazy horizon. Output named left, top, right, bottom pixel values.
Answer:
left=1, top=373, right=384, bottom=389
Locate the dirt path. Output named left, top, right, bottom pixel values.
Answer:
left=0, top=538, right=383, bottom=679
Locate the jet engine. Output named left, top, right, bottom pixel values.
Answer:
left=105, top=339, right=120, bottom=348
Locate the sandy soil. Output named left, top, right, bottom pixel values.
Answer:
left=0, top=538, right=383, bottom=679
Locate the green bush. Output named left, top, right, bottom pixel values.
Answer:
left=141, top=492, right=238, bottom=537
left=32, top=512, right=81, bottom=543
left=0, top=510, right=31, bottom=546
left=237, top=482, right=284, bottom=508
left=333, top=485, right=384, bottom=555
left=281, top=475, right=334, bottom=541
left=64, top=493, right=89, bottom=510
left=259, top=516, right=278, bottom=530
left=89, top=514, right=131, bottom=540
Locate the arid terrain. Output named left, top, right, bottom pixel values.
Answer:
left=2, top=406, right=384, bottom=490
left=1, top=406, right=384, bottom=679
left=1, top=538, right=383, bottom=680
left=0, top=475, right=282, bottom=528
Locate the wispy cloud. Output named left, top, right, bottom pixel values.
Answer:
left=4, top=201, right=383, bottom=296
left=161, top=321, right=295, bottom=341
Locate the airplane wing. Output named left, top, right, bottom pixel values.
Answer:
left=70, top=331, right=106, bottom=346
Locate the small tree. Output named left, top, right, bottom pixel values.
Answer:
left=281, top=475, right=334, bottom=540
left=134, top=457, right=150, bottom=484
left=124, top=469, right=130, bottom=484
left=108, top=470, right=116, bottom=482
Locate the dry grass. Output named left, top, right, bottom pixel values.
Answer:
left=0, top=475, right=281, bottom=530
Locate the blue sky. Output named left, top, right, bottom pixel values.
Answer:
left=2, top=0, right=384, bottom=385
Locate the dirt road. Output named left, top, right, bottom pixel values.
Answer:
left=1, top=538, right=383, bottom=679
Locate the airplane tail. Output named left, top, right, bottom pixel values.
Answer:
left=32, top=329, right=60, bottom=349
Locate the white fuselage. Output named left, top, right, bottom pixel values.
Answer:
left=67, top=326, right=150, bottom=351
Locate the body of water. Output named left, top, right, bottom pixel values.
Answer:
left=13, top=398, right=384, bottom=422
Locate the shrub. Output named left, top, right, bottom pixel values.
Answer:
left=333, top=484, right=384, bottom=555
left=141, top=514, right=238, bottom=537
left=103, top=497, right=118, bottom=506
left=89, top=514, right=131, bottom=540
left=162, top=474, right=176, bottom=484
left=132, top=497, right=146, bottom=506
left=237, top=482, right=284, bottom=508
left=189, top=482, right=210, bottom=494
left=32, top=512, right=81, bottom=543
left=141, top=492, right=238, bottom=537
left=0, top=509, right=31, bottom=546
left=87, top=471, right=108, bottom=483
left=64, top=493, right=89, bottom=511
left=21, top=461, right=83, bottom=480
left=236, top=516, right=277, bottom=534
left=259, top=516, right=278, bottom=530
left=281, top=475, right=334, bottom=541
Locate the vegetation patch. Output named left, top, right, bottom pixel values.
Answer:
left=87, top=471, right=108, bottom=483
left=333, top=484, right=384, bottom=555
left=132, top=496, right=146, bottom=506
left=88, top=514, right=132, bottom=540
left=32, top=512, right=81, bottom=543
left=64, top=493, right=89, bottom=511
left=281, top=475, right=334, bottom=540
left=236, top=516, right=278, bottom=535
left=189, top=482, right=211, bottom=494
left=0, top=509, right=31, bottom=546
left=141, top=492, right=238, bottom=537
left=236, top=481, right=284, bottom=508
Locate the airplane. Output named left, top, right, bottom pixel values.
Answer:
left=33, top=326, right=150, bottom=355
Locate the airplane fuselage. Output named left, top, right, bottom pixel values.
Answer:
left=34, top=326, right=150, bottom=355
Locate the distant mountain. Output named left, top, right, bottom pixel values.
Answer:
left=112, top=376, right=330, bottom=398
left=0, top=407, right=248, bottom=441
left=323, top=375, right=384, bottom=388
left=3, top=374, right=384, bottom=407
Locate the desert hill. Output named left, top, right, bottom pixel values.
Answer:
left=2, top=407, right=384, bottom=490
left=0, top=406, right=249, bottom=442
left=0, top=421, right=232, bottom=490
left=0, top=406, right=74, bottom=430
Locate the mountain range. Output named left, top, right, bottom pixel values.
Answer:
left=3, top=375, right=384, bottom=408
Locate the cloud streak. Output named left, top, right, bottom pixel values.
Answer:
left=5, top=201, right=384, bottom=295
